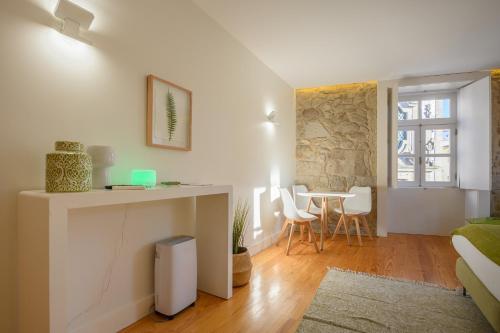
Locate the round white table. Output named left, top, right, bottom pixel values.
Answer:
left=297, top=192, right=355, bottom=250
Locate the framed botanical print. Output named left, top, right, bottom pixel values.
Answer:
left=147, top=74, right=192, bottom=151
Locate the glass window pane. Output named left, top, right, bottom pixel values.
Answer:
left=398, top=157, right=415, bottom=182
left=425, top=157, right=450, bottom=182
left=421, top=99, right=451, bottom=119
left=425, top=128, right=450, bottom=154
left=398, top=101, right=418, bottom=121
left=397, top=129, right=415, bottom=154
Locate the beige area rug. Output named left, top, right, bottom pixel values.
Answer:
left=297, top=267, right=494, bottom=333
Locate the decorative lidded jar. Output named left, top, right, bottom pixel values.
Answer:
left=46, top=141, right=93, bottom=193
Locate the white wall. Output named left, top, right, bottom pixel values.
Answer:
left=387, top=188, right=465, bottom=235
left=376, top=80, right=399, bottom=237
left=464, top=190, right=490, bottom=218
left=0, top=0, right=295, bottom=331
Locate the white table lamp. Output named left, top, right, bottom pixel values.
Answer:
left=87, top=145, right=115, bottom=189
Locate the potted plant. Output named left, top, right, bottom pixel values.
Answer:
left=232, top=200, right=252, bottom=287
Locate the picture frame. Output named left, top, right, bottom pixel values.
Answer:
left=147, top=74, right=192, bottom=151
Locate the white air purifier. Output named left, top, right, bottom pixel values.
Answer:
left=154, top=236, right=197, bottom=319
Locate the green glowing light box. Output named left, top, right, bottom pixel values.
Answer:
left=131, top=169, right=157, bottom=187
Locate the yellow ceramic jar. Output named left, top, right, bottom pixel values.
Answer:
left=46, top=141, right=92, bottom=193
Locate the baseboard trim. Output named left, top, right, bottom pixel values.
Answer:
left=70, top=294, right=154, bottom=333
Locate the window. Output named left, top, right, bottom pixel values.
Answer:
left=397, top=93, right=456, bottom=187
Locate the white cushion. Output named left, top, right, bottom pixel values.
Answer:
left=344, top=186, right=371, bottom=213
left=296, top=209, right=318, bottom=221
left=306, top=205, right=322, bottom=215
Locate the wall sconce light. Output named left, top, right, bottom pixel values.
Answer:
left=267, top=110, right=278, bottom=124
left=54, top=0, right=94, bottom=44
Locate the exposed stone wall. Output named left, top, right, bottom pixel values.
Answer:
left=491, top=70, right=500, bottom=216
left=296, top=82, right=377, bottom=230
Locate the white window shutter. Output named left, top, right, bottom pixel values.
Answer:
left=457, top=76, right=491, bottom=191
left=390, top=86, right=400, bottom=189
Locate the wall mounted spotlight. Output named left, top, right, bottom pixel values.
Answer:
left=267, top=110, right=278, bottom=123
left=54, top=0, right=94, bottom=44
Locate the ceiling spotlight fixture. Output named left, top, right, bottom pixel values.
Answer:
left=54, top=0, right=94, bottom=44
left=267, top=110, right=278, bottom=123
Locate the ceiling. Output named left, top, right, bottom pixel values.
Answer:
left=193, top=0, right=500, bottom=88
left=398, top=81, right=473, bottom=94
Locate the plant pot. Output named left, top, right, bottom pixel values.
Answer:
left=232, top=247, right=252, bottom=287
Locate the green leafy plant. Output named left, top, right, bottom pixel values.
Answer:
left=166, top=90, right=177, bottom=141
left=233, top=200, right=250, bottom=254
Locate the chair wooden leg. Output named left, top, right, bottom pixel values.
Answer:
left=332, top=215, right=343, bottom=240
left=300, top=225, right=304, bottom=242
left=286, top=223, right=296, bottom=256
left=276, top=219, right=289, bottom=246
left=361, top=215, right=373, bottom=240
left=307, top=222, right=320, bottom=253
left=354, top=216, right=363, bottom=246
left=306, top=198, right=312, bottom=212
left=343, top=216, right=351, bottom=245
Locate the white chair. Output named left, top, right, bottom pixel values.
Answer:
left=292, top=184, right=324, bottom=241
left=292, top=185, right=322, bottom=215
left=333, top=186, right=372, bottom=246
left=276, top=188, right=319, bottom=255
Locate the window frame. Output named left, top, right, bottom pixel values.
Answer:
left=420, top=124, right=457, bottom=187
left=397, top=125, right=420, bottom=187
left=397, top=92, right=457, bottom=188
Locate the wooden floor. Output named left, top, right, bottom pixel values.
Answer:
left=122, top=233, right=459, bottom=333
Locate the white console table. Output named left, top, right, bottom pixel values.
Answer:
left=18, top=185, right=233, bottom=333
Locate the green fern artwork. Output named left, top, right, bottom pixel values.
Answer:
left=166, top=90, right=177, bottom=141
